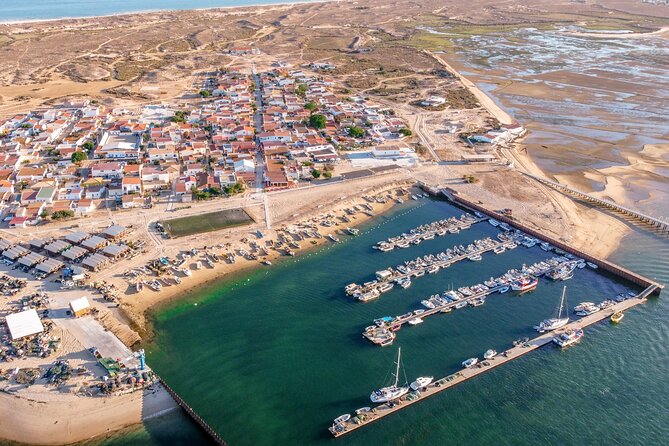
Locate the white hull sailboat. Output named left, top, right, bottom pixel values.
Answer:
left=370, top=348, right=409, bottom=403
left=536, top=286, right=570, bottom=333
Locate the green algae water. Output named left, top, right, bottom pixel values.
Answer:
left=97, top=198, right=669, bottom=445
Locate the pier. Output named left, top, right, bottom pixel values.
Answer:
left=363, top=257, right=581, bottom=346
left=436, top=186, right=664, bottom=293
left=373, top=214, right=483, bottom=251
left=332, top=285, right=658, bottom=438
left=158, top=378, right=227, bottom=446
left=522, top=173, right=669, bottom=233
left=348, top=238, right=516, bottom=298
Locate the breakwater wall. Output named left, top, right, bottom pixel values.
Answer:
left=424, top=185, right=663, bottom=294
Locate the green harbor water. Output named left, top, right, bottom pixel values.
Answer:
left=96, top=198, right=669, bottom=445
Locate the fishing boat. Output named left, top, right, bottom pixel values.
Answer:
left=462, top=357, right=478, bottom=368
left=552, top=328, right=584, bottom=348
left=398, top=278, right=411, bottom=289
left=333, top=414, right=351, bottom=424
left=454, top=301, right=468, bottom=309
left=483, top=349, right=497, bottom=360
left=611, top=311, right=624, bottom=323
left=586, top=262, right=598, bottom=269
left=261, top=260, right=272, bottom=266
left=408, top=317, right=423, bottom=325
left=378, top=283, right=394, bottom=293
left=355, top=407, right=371, bottom=415
left=488, top=219, right=499, bottom=227
left=535, top=286, right=570, bottom=333
left=328, top=234, right=339, bottom=242
left=347, top=228, right=360, bottom=236
left=573, top=302, right=595, bottom=313
left=467, top=254, right=482, bottom=261
left=574, top=303, right=600, bottom=317
left=512, top=277, right=538, bottom=292
left=410, top=376, right=433, bottom=391
left=493, top=245, right=506, bottom=254
left=370, top=348, right=409, bottom=403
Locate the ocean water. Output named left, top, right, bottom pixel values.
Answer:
left=0, top=0, right=319, bottom=22
left=98, top=198, right=669, bottom=445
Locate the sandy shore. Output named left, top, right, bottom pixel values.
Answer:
left=428, top=52, right=514, bottom=126
left=119, top=174, right=413, bottom=336
left=0, top=384, right=177, bottom=445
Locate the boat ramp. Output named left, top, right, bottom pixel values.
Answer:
left=332, top=284, right=659, bottom=438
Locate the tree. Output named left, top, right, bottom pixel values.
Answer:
left=198, top=90, right=211, bottom=98
left=305, top=101, right=318, bottom=112
left=309, top=114, right=327, bottom=129
left=347, top=126, right=365, bottom=138
left=71, top=151, right=87, bottom=163
left=311, top=169, right=321, bottom=179
left=463, top=175, right=478, bottom=184
left=171, top=111, right=188, bottom=123
left=52, top=210, right=74, bottom=220
left=323, top=170, right=332, bottom=179
left=296, top=83, right=308, bottom=97
left=82, top=141, right=95, bottom=153
left=399, top=127, right=412, bottom=137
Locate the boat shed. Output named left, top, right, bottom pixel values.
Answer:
left=69, top=296, right=91, bottom=318
left=65, top=231, right=90, bottom=245
left=18, top=252, right=46, bottom=268
left=3, top=245, right=29, bottom=260
left=44, top=240, right=72, bottom=256
left=102, top=243, right=130, bottom=259
left=82, top=253, right=108, bottom=271
left=0, top=239, right=12, bottom=251
left=61, top=246, right=88, bottom=261
left=35, top=259, right=64, bottom=274
left=29, top=238, right=50, bottom=250
left=102, top=225, right=129, bottom=240
left=5, top=309, right=44, bottom=341
left=81, top=235, right=108, bottom=251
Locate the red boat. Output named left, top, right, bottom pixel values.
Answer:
left=512, top=276, right=538, bottom=292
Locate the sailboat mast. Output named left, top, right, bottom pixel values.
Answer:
left=558, top=286, right=566, bottom=319
left=394, top=348, right=401, bottom=387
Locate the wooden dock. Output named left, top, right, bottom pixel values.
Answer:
left=332, top=284, right=659, bottom=438
left=350, top=238, right=515, bottom=296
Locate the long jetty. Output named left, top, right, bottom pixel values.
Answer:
left=158, top=378, right=227, bottom=446
left=522, top=172, right=669, bottom=233
left=374, top=258, right=570, bottom=334
left=433, top=185, right=664, bottom=293
left=331, top=284, right=659, bottom=438
left=349, top=238, right=515, bottom=297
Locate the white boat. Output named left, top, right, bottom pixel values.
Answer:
left=355, top=407, right=371, bottom=415
left=410, top=376, right=433, bottom=391
left=333, top=414, right=351, bottom=424
left=483, top=349, right=497, bottom=360
left=370, top=348, right=409, bottom=403
left=421, top=300, right=436, bottom=309
left=462, top=357, right=478, bottom=368
left=553, top=328, right=584, bottom=348
left=488, top=219, right=499, bottom=227
left=328, top=234, right=339, bottom=242
left=408, top=317, right=423, bottom=325
left=536, top=286, right=570, bottom=333
left=586, top=262, right=598, bottom=269
left=498, top=286, right=510, bottom=294
left=378, top=283, right=394, bottom=293
left=454, top=301, right=468, bottom=309
left=573, top=302, right=595, bottom=313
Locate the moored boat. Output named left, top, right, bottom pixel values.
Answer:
left=483, top=349, right=497, bottom=360
left=611, top=311, right=624, bottom=323
left=410, top=376, right=433, bottom=390
left=370, top=348, right=409, bottom=403
left=536, top=286, right=570, bottom=333
left=552, top=328, right=584, bottom=348
left=462, top=357, right=478, bottom=368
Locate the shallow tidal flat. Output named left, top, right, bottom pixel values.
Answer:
left=449, top=27, right=669, bottom=215
left=139, top=199, right=651, bottom=446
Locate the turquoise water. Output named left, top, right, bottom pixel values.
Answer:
left=0, top=0, right=319, bottom=22
left=100, top=198, right=668, bottom=445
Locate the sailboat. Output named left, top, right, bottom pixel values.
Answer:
left=535, top=286, right=570, bottom=333
left=370, top=348, right=409, bottom=403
